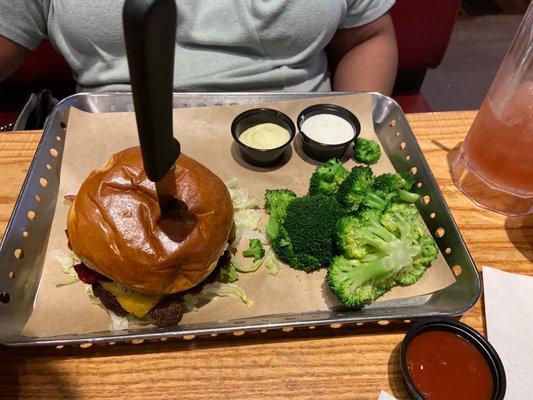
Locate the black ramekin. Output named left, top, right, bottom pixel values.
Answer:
left=231, top=108, right=295, bottom=167
left=400, top=318, right=506, bottom=400
left=296, top=104, right=361, bottom=162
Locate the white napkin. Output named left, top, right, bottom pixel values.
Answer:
left=483, top=266, right=533, bottom=400
left=378, top=390, right=397, bottom=400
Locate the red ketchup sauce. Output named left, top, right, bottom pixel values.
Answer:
left=406, top=330, right=494, bottom=400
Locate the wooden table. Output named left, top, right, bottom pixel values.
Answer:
left=0, top=111, right=531, bottom=399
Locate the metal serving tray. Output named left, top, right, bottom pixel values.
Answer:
left=0, top=92, right=480, bottom=347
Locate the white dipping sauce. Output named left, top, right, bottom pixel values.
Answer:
left=301, top=113, right=355, bottom=144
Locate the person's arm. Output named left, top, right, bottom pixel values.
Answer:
left=0, top=36, right=29, bottom=82
left=326, top=13, right=397, bottom=95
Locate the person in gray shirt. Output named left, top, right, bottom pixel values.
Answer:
left=0, top=1, right=397, bottom=94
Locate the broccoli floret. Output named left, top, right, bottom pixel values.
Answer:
left=371, top=204, right=438, bottom=287
left=336, top=207, right=383, bottom=259
left=337, top=217, right=365, bottom=259
left=414, top=234, right=439, bottom=268
left=330, top=204, right=438, bottom=308
left=264, top=189, right=296, bottom=215
left=291, top=253, right=323, bottom=271
left=356, top=206, right=383, bottom=223
left=271, top=227, right=324, bottom=271
left=271, top=227, right=294, bottom=260
left=242, top=238, right=265, bottom=261
left=264, top=189, right=296, bottom=240
left=362, top=189, right=395, bottom=211
left=354, top=138, right=381, bottom=165
left=309, top=159, right=349, bottom=196
left=337, top=166, right=374, bottom=212
left=380, top=203, right=422, bottom=238
left=274, top=194, right=345, bottom=272
left=397, top=234, right=439, bottom=286
left=361, top=173, right=420, bottom=211
left=374, top=172, right=419, bottom=203
left=327, top=256, right=396, bottom=308
left=397, top=172, right=416, bottom=191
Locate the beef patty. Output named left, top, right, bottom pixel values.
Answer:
left=90, top=250, right=230, bottom=327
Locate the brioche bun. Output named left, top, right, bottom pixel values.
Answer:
left=67, top=147, right=233, bottom=294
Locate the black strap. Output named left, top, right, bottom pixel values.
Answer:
left=12, top=90, right=58, bottom=131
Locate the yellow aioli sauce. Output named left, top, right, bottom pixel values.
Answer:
left=239, top=123, right=290, bottom=149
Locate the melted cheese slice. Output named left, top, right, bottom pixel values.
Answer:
left=100, top=281, right=163, bottom=318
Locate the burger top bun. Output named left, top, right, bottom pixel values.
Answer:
left=67, top=147, right=234, bottom=295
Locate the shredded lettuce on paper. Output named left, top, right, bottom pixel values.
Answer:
left=226, top=177, right=264, bottom=244
left=109, top=312, right=129, bottom=331
left=85, top=285, right=101, bottom=305
left=234, top=209, right=261, bottom=244
left=86, top=282, right=127, bottom=331
left=264, top=253, right=281, bottom=276
left=230, top=250, right=281, bottom=276
left=231, top=257, right=262, bottom=273
left=225, top=177, right=258, bottom=210
left=221, top=177, right=283, bottom=289
left=241, top=229, right=267, bottom=243
left=52, top=249, right=81, bottom=287
left=225, top=177, right=239, bottom=189
left=219, top=263, right=239, bottom=283
left=183, top=282, right=254, bottom=312
left=229, top=188, right=258, bottom=210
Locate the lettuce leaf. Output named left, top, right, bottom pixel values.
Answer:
left=52, top=249, right=81, bottom=287
left=234, top=209, right=261, bottom=244
left=241, top=229, right=267, bottom=244
left=108, top=311, right=129, bottom=331
left=230, top=250, right=281, bottom=276
left=265, top=254, right=281, bottom=276
left=232, top=257, right=263, bottom=273
left=225, top=177, right=258, bottom=210
left=183, top=282, right=253, bottom=312
left=219, top=263, right=239, bottom=283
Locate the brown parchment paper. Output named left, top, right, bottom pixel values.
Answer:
left=22, top=94, right=455, bottom=337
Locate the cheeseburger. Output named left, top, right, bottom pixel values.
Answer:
left=66, top=147, right=234, bottom=326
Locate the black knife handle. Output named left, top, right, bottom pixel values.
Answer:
left=123, top=0, right=179, bottom=182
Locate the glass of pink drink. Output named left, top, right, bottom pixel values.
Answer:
left=452, top=4, right=533, bottom=216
